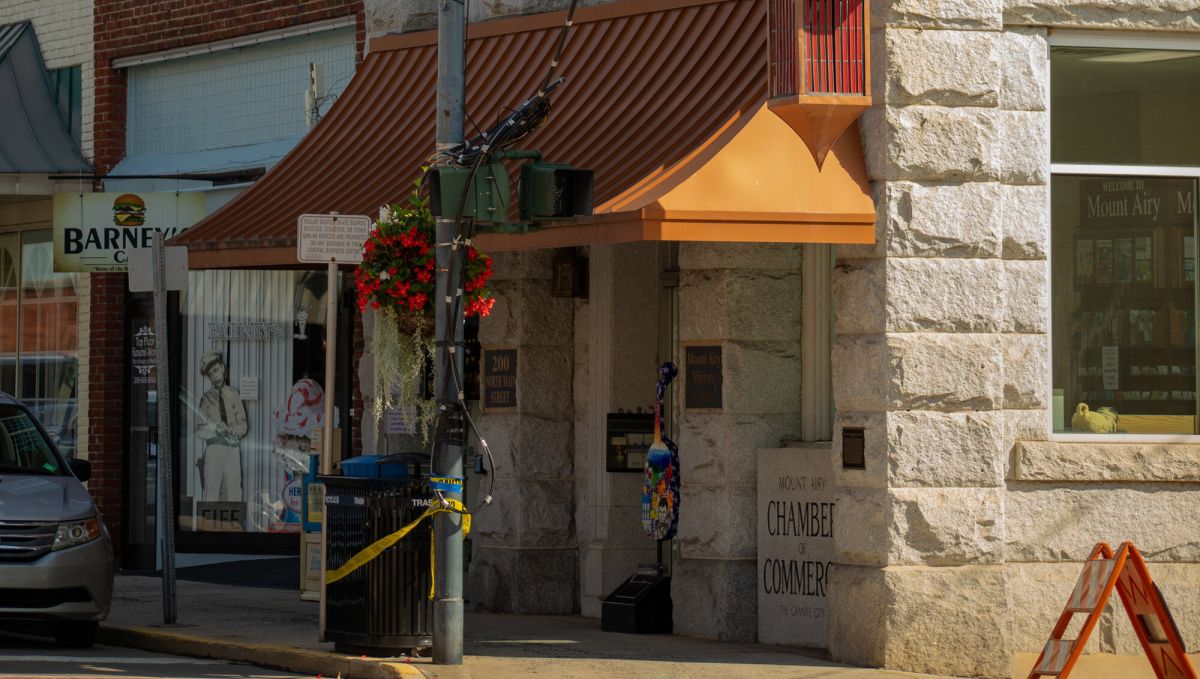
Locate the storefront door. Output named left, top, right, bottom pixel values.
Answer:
left=122, top=293, right=158, bottom=570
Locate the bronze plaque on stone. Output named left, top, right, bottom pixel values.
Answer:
left=842, top=427, right=865, bottom=469
left=684, top=343, right=723, bottom=411
left=482, top=346, right=517, bottom=411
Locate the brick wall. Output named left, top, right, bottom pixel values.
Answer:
left=75, top=276, right=90, bottom=465
left=93, top=0, right=365, bottom=174
left=0, top=0, right=96, bottom=158
left=88, top=0, right=365, bottom=557
left=86, top=273, right=125, bottom=547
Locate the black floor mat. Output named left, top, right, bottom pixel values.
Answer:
left=175, top=556, right=300, bottom=590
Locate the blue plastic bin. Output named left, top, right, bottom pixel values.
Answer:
left=339, top=453, right=429, bottom=479
left=340, top=454, right=385, bottom=478
left=379, top=453, right=429, bottom=479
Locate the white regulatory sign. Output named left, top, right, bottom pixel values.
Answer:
left=297, top=214, right=372, bottom=264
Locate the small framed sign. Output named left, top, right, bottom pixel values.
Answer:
left=684, top=342, right=723, bottom=411
left=239, top=376, right=260, bottom=401
left=482, top=346, right=518, bottom=412
left=384, top=407, right=416, bottom=435
left=606, top=413, right=655, bottom=473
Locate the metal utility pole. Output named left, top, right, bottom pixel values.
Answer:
left=152, top=232, right=177, bottom=625
left=433, top=0, right=466, bottom=665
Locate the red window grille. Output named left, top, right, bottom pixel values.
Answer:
left=769, top=0, right=799, bottom=98
left=805, top=0, right=866, bottom=95
left=770, top=0, right=867, bottom=98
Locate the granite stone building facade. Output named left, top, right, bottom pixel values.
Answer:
left=833, top=1, right=1200, bottom=677
left=350, top=2, right=1200, bottom=678
left=4, top=0, right=1195, bottom=677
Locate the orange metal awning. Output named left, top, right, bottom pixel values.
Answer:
left=173, top=0, right=874, bottom=268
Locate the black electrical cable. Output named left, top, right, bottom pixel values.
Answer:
left=429, top=0, right=581, bottom=513
left=538, top=0, right=579, bottom=96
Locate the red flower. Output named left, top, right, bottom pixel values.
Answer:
left=354, top=192, right=493, bottom=323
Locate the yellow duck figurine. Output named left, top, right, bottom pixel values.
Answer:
left=1071, top=403, right=1118, bottom=433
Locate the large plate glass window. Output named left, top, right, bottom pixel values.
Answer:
left=0, top=229, right=79, bottom=453
left=1051, top=44, right=1200, bottom=435
left=177, top=270, right=333, bottom=534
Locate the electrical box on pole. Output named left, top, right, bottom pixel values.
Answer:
left=518, top=163, right=594, bottom=221
left=429, top=163, right=510, bottom=224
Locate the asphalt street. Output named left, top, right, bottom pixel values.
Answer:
left=0, top=629, right=305, bottom=679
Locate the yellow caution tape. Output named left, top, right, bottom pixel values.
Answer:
left=325, top=498, right=471, bottom=585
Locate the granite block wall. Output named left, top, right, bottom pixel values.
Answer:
left=832, top=1, right=1200, bottom=677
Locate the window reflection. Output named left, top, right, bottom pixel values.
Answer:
left=0, top=234, right=17, bottom=396
left=16, top=231, right=78, bottom=456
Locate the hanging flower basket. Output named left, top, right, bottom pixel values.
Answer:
left=354, top=191, right=495, bottom=440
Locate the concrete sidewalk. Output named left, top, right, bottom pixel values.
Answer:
left=102, top=573, right=940, bottom=679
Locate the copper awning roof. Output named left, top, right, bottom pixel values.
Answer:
left=174, top=0, right=874, bottom=268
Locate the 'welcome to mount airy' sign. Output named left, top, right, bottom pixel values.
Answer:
left=1081, top=177, right=1195, bottom=229
left=52, top=192, right=206, bottom=272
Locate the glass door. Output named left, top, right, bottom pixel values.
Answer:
left=124, top=294, right=158, bottom=569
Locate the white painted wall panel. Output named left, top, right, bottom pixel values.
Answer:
left=127, top=29, right=355, bottom=156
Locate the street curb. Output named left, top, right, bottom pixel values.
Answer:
left=99, top=624, right=427, bottom=679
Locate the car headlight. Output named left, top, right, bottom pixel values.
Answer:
left=53, top=517, right=102, bottom=551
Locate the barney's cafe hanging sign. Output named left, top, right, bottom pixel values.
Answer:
left=52, top=192, right=206, bottom=272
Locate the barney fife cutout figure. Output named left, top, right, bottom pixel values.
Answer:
left=196, top=351, right=247, bottom=502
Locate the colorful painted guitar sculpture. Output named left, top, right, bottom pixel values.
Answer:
left=642, top=362, right=680, bottom=541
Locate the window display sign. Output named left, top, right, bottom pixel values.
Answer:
left=52, top=192, right=205, bottom=272
left=131, top=325, right=156, bottom=385
left=757, top=447, right=835, bottom=649
left=1079, top=178, right=1194, bottom=229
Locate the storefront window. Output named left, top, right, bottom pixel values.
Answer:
left=178, top=270, right=333, bottom=533
left=0, top=234, right=18, bottom=396
left=1052, top=45, right=1200, bottom=435
left=1051, top=175, right=1198, bottom=434
left=0, top=230, right=79, bottom=453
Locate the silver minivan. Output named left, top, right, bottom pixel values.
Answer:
left=0, top=392, right=114, bottom=646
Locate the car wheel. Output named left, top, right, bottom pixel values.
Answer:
left=54, top=621, right=98, bottom=648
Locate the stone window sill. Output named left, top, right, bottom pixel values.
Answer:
left=1014, top=441, right=1200, bottom=483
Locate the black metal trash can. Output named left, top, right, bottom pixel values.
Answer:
left=322, top=475, right=433, bottom=655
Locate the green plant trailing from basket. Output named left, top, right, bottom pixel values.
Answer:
left=355, top=186, right=496, bottom=442
left=370, top=317, right=437, bottom=442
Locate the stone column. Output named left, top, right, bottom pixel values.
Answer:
left=673, top=243, right=804, bottom=641
left=828, top=5, right=1049, bottom=678
left=467, top=250, right=578, bottom=613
